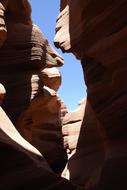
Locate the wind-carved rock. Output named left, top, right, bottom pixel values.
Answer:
left=62, top=99, right=104, bottom=187
left=62, top=99, right=86, bottom=181
left=55, top=0, right=127, bottom=189
left=0, top=0, right=67, bottom=176
left=0, top=0, right=32, bottom=46
left=0, top=1, right=81, bottom=189
left=0, top=83, right=6, bottom=105
left=0, top=105, right=79, bottom=190
left=0, top=2, right=7, bottom=47
left=0, top=21, right=78, bottom=190
left=0, top=24, right=66, bottom=174
left=62, top=99, right=85, bottom=154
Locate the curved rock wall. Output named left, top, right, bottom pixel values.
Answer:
left=0, top=0, right=67, bottom=174
left=55, top=0, right=127, bottom=189
left=1, top=0, right=127, bottom=189
left=0, top=106, right=78, bottom=190
left=0, top=1, right=84, bottom=189
left=62, top=99, right=104, bottom=186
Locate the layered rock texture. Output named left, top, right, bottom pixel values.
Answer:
left=55, top=0, right=127, bottom=189
left=0, top=1, right=70, bottom=188
left=0, top=2, right=7, bottom=47
left=62, top=99, right=85, bottom=181
left=1, top=0, right=127, bottom=189
left=0, top=14, right=67, bottom=173
left=0, top=19, right=67, bottom=172
left=0, top=105, right=79, bottom=190
left=62, top=99, right=104, bottom=187
left=62, top=99, right=85, bottom=155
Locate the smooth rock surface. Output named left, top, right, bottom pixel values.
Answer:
left=55, top=0, right=127, bottom=188
left=0, top=9, right=66, bottom=174
left=0, top=106, right=78, bottom=190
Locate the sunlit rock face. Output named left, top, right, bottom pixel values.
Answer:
left=60, top=99, right=68, bottom=121
left=55, top=0, right=127, bottom=141
left=55, top=0, right=127, bottom=189
left=0, top=0, right=67, bottom=174
left=62, top=99, right=85, bottom=153
left=0, top=83, right=6, bottom=105
left=0, top=2, right=7, bottom=47
left=0, top=2, right=81, bottom=188
left=62, top=99, right=104, bottom=186
left=0, top=106, right=78, bottom=190
left=0, top=23, right=67, bottom=174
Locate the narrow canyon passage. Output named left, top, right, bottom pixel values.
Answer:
left=0, top=0, right=127, bottom=190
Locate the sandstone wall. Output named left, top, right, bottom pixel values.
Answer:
left=0, top=1, right=81, bottom=189
left=62, top=99, right=104, bottom=186
left=0, top=103, right=78, bottom=190
left=0, top=2, right=7, bottom=47
left=55, top=0, right=127, bottom=189
left=0, top=0, right=67, bottom=175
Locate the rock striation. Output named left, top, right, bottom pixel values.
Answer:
left=62, top=99, right=85, bottom=154
left=2, top=0, right=127, bottom=189
left=62, top=99, right=104, bottom=187
left=62, top=99, right=85, bottom=180
left=55, top=0, right=127, bottom=189
left=0, top=0, right=67, bottom=176
left=0, top=23, right=67, bottom=173
left=0, top=2, right=7, bottom=47
left=0, top=105, right=79, bottom=190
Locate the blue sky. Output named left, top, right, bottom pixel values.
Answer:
left=30, top=0, right=86, bottom=111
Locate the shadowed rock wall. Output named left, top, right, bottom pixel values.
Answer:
left=55, top=0, right=127, bottom=189
left=62, top=99, right=104, bottom=187
left=0, top=0, right=67, bottom=175
left=1, top=0, right=127, bottom=189
left=0, top=104, right=78, bottom=190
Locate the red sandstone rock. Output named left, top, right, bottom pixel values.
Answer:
left=0, top=83, right=6, bottom=105
left=42, top=67, right=62, bottom=91
left=0, top=1, right=78, bottom=189
left=62, top=99, right=85, bottom=151
left=0, top=106, right=79, bottom=190
left=17, top=86, right=67, bottom=173
left=0, top=2, right=7, bottom=47
left=60, top=99, right=68, bottom=121
left=62, top=99, right=104, bottom=186
left=0, top=3, right=65, bottom=174
left=55, top=0, right=127, bottom=188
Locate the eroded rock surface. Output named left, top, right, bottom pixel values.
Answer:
left=0, top=2, right=7, bottom=47
left=0, top=1, right=79, bottom=189
left=55, top=0, right=127, bottom=189
left=62, top=99, right=104, bottom=187
left=0, top=0, right=67, bottom=175
left=0, top=83, right=6, bottom=105
left=0, top=22, right=67, bottom=174
left=0, top=106, right=79, bottom=190
left=62, top=99, right=85, bottom=153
